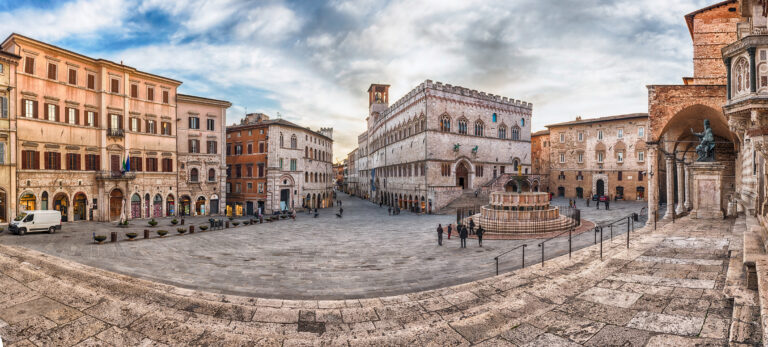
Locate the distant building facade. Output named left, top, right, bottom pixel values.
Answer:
left=530, top=130, right=550, bottom=193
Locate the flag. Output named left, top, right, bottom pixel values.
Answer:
left=125, top=155, right=130, bottom=172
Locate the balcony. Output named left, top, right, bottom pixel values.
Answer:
left=107, top=128, right=124, bottom=138
left=95, top=170, right=136, bottom=180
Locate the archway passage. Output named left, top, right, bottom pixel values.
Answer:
left=73, top=193, right=87, bottom=221
left=19, top=193, right=35, bottom=212
left=557, top=186, right=565, bottom=197
left=109, top=189, right=123, bottom=221
left=596, top=180, right=605, bottom=197
left=280, top=189, right=290, bottom=211
left=456, top=162, right=469, bottom=190
left=131, top=194, right=141, bottom=219
left=576, top=187, right=584, bottom=199
left=166, top=194, right=175, bottom=216
left=53, top=193, right=69, bottom=222
left=195, top=197, right=206, bottom=216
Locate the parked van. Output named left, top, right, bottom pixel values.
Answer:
left=10, top=210, right=62, bottom=235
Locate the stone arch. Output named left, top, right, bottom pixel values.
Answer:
left=73, top=192, right=87, bottom=221
left=19, top=191, right=37, bottom=212
left=453, top=158, right=474, bottom=190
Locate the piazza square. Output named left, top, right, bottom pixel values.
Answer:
left=0, top=0, right=764, bottom=346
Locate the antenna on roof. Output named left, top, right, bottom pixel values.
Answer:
left=277, top=112, right=282, bottom=119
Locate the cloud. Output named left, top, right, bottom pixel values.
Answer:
left=0, top=0, right=130, bottom=41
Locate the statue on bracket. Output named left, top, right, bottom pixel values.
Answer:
left=691, top=119, right=715, bottom=162
left=453, top=143, right=460, bottom=152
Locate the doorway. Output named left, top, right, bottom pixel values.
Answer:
left=166, top=194, right=175, bottom=216
left=557, top=186, right=565, bottom=197
left=195, top=197, right=206, bottom=215
left=110, top=155, right=120, bottom=175
left=280, top=189, right=290, bottom=211
left=109, top=189, right=123, bottom=221
left=246, top=201, right=254, bottom=216
left=180, top=196, right=191, bottom=216
left=53, top=193, right=69, bottom=222
left=73, top=193, right=87, bottom=221
left=576, top=187, right=584, bottom=199
left=131, top=194, right=141, bottom=218
left=596, top=179, right=605, bottom=197
left=456, top=162, right=469, bottom=190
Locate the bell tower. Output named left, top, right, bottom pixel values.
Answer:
left=367, top=84, right=390, bottom=117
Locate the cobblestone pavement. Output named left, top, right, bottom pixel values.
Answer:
left=0, top=193, right=647, bottom=299
left=0, top=213, right=738, bottom=345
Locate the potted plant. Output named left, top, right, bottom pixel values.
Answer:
left=232, top=221, right=240, bottom=227
left=94, top=235, right=107, bottom=244
left=171, top=219, right=179, bottom=225
left=148, top=218, right=158, bottom=227
left=228, top=216, right=234, bottom=221
left=242, top=221, right=249, bottom=226
left=199, top=225, right=209, bottom=231
left=117, top=220, right=129, bottom=228
left=177, top=227, right=187, bottom=234
left=157, top=230, right=168, bottom=237
left=125, top=232, right=138, bottom=240
left=280, top=215, right=287, bottom=219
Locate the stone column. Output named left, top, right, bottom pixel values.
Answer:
left=684, top=164, right=692, bottom=210
left=647, top=144, right=659, bottom=221
left=676, top=160, right=685, bottom=215
left=665, top=155, right=675, bottom=219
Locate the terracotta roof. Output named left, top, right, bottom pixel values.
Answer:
left=684, top=0, right=738, bottom=39
left=227, top=118, right=333, bottom=141
left=0, top=50, right=20, bottom=60
left=545, top=113, right=648, bottom=128
left=531, top=130, right=550, bottom=137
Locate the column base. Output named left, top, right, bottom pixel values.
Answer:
left=689, top=162, right=726, bottom=220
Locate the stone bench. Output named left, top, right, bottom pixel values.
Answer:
left=744, top=215, right=767, bottom=290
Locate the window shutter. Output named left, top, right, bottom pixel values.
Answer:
left=153, top=122, right=157, bottom=134
left=1, top=97, right=6, bottom=118
left=34, top=151, right=39, bottom=169
left=55, top=105, right=61, bottom=122
left=75, top=109, right=80, bottom=125
left=95, top=155, right=100, bottom=170
left=118, top=115, right=123, bottom=129
left=188, top=140, right=192, bottom=152
left=214, top=141, right=217, bottom=154
left=87, top=74, right=95, bottom=89
left=21, top=151, right=26, bottom=169
left=77, top=154, right=81, bottom=170
left=94, top=112, right=99, bottom=127
left=33, top=101, right=38, bottom=119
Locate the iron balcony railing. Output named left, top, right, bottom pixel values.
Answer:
left=107, top=128, right=124, bottom=137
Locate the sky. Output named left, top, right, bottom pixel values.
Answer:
left=0, top=0, right=718, bottom=162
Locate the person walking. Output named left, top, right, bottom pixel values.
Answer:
left=476, top=225, right=484, bottom=247
left=388, top=207, right=392, bottom=215
left=447, top=224, right=452, bottom=239
left=469, top=218, right=475, bottom=235
left=605, top=199, right=610, bottom=210
left=586, top=197, right=590, bottom=207
left=459, top=224, right=468, bottom=248
left=437, top=224, right=443, bottom=246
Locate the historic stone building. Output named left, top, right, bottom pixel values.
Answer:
left=354, top=81, right=532, bottom=213
left=226, top=113, right=334, bottom=215
left=530, top=130, right=550, bottom=193
left=176, top=94, right=230, bottom=216
left=345, top=148, right=357, bottom=195
left=546, top=114, right=649, bottom=201
left=0, top=49, right=19, bottom=223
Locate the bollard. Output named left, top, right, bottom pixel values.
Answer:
left=181, top=218, right=185, bottom=225
left=495, top=257, right=499, bottom=276
left=594, top=227, right=598, bottom=244
left=226, top=221, right=229, bottom=228
left=522, top=244, right=526, bottom=268
left=539, top=243, right=544, bottom=267
left=189, top=225, right=195, bottom=233
left=627, top=216, right=630, bottom=249
left=110, top=232, right=117, bottom=243
left=568, top=228, right=572, bottom=259
left=600, top=227, right=603, bottom=260
left=144, top=229, right=149, bottom=239
left=610, top=224, right=613, bottom=240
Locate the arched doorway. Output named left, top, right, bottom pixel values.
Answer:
left=144, top=194, right=150, bottom=218
left=636, top=187, right=645, bottom=200
left=195, top=196, right=206, bottom=215
left=53, top=193, right=69, bottom=222
left=109, top=189, right=123, bottom=221
left=557, top=186, right=565, bottom=197
left=0, top=190, right=6, bottom=223
left=180, top=195, right=191, bottom=216
left=130, top=194, right=141, bottom=218
left=504, top=180, right=518, bottom=193
left=19, top=193, right=36, bottom=212
left=73, top=193, right=87, bottom=221
left=596, top=179, right=605, bottom=197
left=576, top=187, right=584, bottom=199
left=305, top=193, right=310, bottom=208
left=166, top=194, right=175, bottom=216
left=153, top=194, right=162, bottom=217
left=533, top=182, right=540, bottom=192
left=456, top=162, right=470, bottom=190
left=210, top=194, right=219, bottom=214
left=41, top=191, right=48, bottom=210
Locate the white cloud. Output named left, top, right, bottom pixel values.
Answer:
left=0, top=0, right=130, bottom=41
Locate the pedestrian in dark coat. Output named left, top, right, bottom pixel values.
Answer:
left=476, top=226, right=484, bottom=247
left=605, top=200, right=610, bottom=210
left=469, top=218, right=475, bottom=235
left=447, top=224, right=452, bottom=239
left=459, top=225, right=468, bottom=248
left=437, top=224, right=443, bottom=246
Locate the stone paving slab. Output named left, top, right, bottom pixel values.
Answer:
left=0, top=212, right=738, bottom=346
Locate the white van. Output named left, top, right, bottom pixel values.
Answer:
left=10, top=210, right=62, bottom=235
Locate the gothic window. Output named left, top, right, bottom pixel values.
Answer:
left=735, top=57, right=750, bottom=95
left=279, top=132, right=284, bottom=147
left=474, top=120, right=484, bottom=136
left=498, top=125, right=507, bottom=139
left=290, top=134, right=297, bottom=149
left=511, top=125, right=520, bottom=141
left=440, top=115, right=451, bottom=132
left=458, top=118, right=467, bottom=135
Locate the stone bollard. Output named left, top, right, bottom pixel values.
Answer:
left=189, top=225, right=195, bottom=233
left=144, top=229, right=149, bottom=239
left=110, top=232, right=117, bottom=243
left=225, top=221, right=229, bottom=228
left=181, top=218, right=185, bottom=225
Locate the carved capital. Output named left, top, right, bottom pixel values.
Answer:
left=728, top=115, right=749, bottom=135
left=754, top=140, right=768, bottom=158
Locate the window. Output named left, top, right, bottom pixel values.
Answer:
left=86, top=111, right=96, bottom=127
left=441, top=163, right=451, bottom=176
left=440, top=116, right=451, bottom=132
left=208, top=168, right=216, bottom=181
left=458, top=119, right=467, bottom=135
left=21, top=150, right=39, bottom=169
left=110, top=114, right=121, bottom=130
left=226, top=183, right=231, bottom=193
left=258, top=183, right=264, bottom=193
left=246, top=165, right=253, bottom=177
left=207, top=141, right=217, bottom=154
left=111, top=79, right=119, bottom=93
left=68, top=69, right=77, bottom=85
left=235, top=183, right=241, bottom=193
left=618, top=171, right=623, bottom=181
left=638, top=151, right=645, bottom=162
left=24, top=100, right=36, bottom=118
left=578, top=153, right=583, bottom=163
left=477, top=165, right=484, bottom=177
left=498, top=125, right=507, bottom=139
left=162, top=158, right=173, bottom=172
left=189, top=139, right=200, bottom=153
left=578, top=132, right=583, bottom=142
left=131, top=118, right=139, bottom=132
left=235, top=144, right=242, bottom=155
left=130, top=84, right=138, bottom=98
left=521, top=118, right=525, bottom=127
left=597, top=130, right=603, bottom=140
left=617, top=129, right=623, bottom=139
left=559, top=153, right=565, bottom=163
left=257, top=163, right=264, bottom=177
left=558, top=171, right=565, bottom=180
left=0, top=63, right=3, bottom=74
left=638, top=171, right=644, bottom=182
left=129, top=157, right=142, bottom=172
left=207, top=119, right=215, bottom=131
left=67, top=107, right=78, bottom=125
left=492, top=113, right=497, bottom=122
left=560, top=133, right=565, bottom=143
left=247, top=182, right=253, bottom=191
left=85, top=154, right=100, bottom=171
left=638, top=127, right=644, bottom=137
left=47, top=103, right=57, bottom=122
left=24, top=57, right=34, bottom=74
left=145, top=158, right=158, bottom=172
left=87, top=74, right=95, bottom=90
left=290, top=159, right=297, bottom=171
left=190, top=168, right=199, bottom=182
left=617, top=151, right=624, bottom=163
left=189, top=117, right=199, bottom=129
left=577, top=171, right=583, bottom=181
left=146, top=120, right=156, bottom=134
left=279, top=158, right=283, bottom=169
left=147, top=87, right=154, bottom=101
left=45, top=152, right=61, bottom=170
left=0, top=96, right=7, bottom=118
left=247, top=143, right=253, bottom=154
left=597, top=151, right=604, bottom=163
left=161, top=122, right=171, bottom=135
left=511, top=126, right=520, bottom=141
left=162, top=90, right=169, bottom=104
left=47, top=63, right=57, bottom=80
left=290, top=134, right=297, bottom=149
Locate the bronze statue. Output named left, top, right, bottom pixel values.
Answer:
left=691, top=119, right=715, bottom=162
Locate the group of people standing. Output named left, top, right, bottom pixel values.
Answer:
left=436, top=218, right=484, bottom=248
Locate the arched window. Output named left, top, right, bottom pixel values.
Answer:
left=511, top=126, right=520, bottom=141
left=440, top=115, right=451, bottom=132
left=279, top=132, right=284, bottom=147
left=458, top=118, right=467, bottom=135
left=421, top=116, right=426, bottom=131
left=190, top=168, right=198, bottom=182
left=735, top=57, right=750, bottom=94
left=520, top=118, right=525, bottom=127
left=208, top=168, right=215, bottom=181
left=513, top=160, right=519, bottom=171
left=290, top=134, right=297, bottom=149
left=474, top=121, right=484, bottom=136
left=492, top=113, right=497, bottom=122
left=498, top=125, right=507, bottom=139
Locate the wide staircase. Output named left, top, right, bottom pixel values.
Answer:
left=436, top=191, right=488, bottom=214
